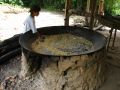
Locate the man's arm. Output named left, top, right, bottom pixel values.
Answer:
left=29, top=17, right=37, bottom=34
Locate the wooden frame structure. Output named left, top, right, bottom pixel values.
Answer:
left=64, top=0, right=102, bottom=29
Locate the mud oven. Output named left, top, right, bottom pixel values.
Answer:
left=19, top=26, right=107, bottom=90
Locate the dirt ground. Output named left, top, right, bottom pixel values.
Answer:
left=97, top=30, right=120, bottom=90
left=0, top=4, right=120, bottom=90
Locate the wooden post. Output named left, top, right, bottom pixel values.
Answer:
left=90, top=0, right=97, bottom=30
left=86, top=0, right=90, bottom=13
left=107, top=28, right=114, bottom=51
left=98, top=0, right=104, bottom=15
left=112, top=29, right=117, bottom=47
left=85, top=0, right=91, bottom=26
left=64, top=0, right=71, bottom=26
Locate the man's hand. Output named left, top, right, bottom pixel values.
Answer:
left=38, top=32, right=45, bottom=42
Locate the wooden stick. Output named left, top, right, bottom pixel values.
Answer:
left=112, top=29, right=117, bottom=47
left=107, top=28, right=114, bottom=51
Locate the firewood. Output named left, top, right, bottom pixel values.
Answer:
left=0, top=34, right=21, bottom=48
left=0, top=41, right=20, bottom=56
left=0, top=48, right=21, bottom=63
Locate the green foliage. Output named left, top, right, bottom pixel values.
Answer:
left=0, top=0, right=86, bottom=11
left=42, top=0, right=87, bottom=11
left=1, top=0, right=119, bottom=15
left=105, top=0, right=120, bottom=15
left=21, top=0, right=42, bottom=7
left=42, top=0, right=65, bottom=10
left=0, top=0, right=23, bottom=6
left=21, top=0, right=31, bottom=6
left=20, top=0, right=119, bottom=15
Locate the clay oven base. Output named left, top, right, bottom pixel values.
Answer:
left=20, top=48, right=106, bottom=90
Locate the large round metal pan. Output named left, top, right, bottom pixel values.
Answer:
left=19, top=26, right=107, bottom=56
